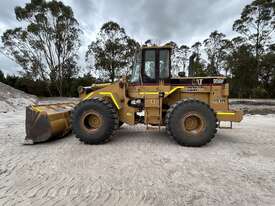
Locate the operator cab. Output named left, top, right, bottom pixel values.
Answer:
left=130, top=46, right=172, bottom=84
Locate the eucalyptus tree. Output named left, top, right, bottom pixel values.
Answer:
left=203, top=31, right=232, bottom=76
left=189, top=41, right=206, bottom=76
left=1, top=0, right=81, bottom=96
left=86, top=21, right=140, bottom=82
left=233, top=0, right=275, bottom=68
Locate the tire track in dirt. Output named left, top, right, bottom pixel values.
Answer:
left=1, top=113, right=275, bottom=205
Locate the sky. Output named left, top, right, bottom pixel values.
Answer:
left=0, top=0, right=252, bottom=75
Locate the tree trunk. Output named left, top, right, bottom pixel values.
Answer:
left=255, top=9, right=262, bottom=86
left=111, top=64, right=115, bottom=83
left=59, top=79, right=63, bottom=97
left=46, top=82, right=52, bottom=97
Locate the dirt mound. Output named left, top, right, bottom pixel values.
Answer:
left=0, top=82, right=37, bottom=113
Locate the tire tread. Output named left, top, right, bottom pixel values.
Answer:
left=165, top=99, right=218, bottom=147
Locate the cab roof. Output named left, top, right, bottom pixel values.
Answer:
left=142, top=45, right=173, bottom=50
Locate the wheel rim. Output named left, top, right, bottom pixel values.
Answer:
left=81, top=111, right=103, bottom=133
left=182, top=112, right=206, bottom=135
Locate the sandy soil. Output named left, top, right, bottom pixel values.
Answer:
left=0, top=82, right=37, bottom=113
left=0, top=110, right=274, bottom=206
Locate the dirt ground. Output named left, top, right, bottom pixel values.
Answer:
left=230, top=99, right=275, bottom=115
left=0, top=109, right=274, bottom=206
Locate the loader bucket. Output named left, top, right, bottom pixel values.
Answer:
left=24, top=102, right=77, bottom=144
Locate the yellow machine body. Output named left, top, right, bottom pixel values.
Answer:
left=79, top=78, right=243, bottom=127
left=25, top=46, right=243, bottom=144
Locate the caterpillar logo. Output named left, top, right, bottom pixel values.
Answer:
left=192, top=79, right=203, bottom=85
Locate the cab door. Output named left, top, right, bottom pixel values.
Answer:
left=141, top=48, right=171, bottom=84
left=140, top=48, right=171, bottom=125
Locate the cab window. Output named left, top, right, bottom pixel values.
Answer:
left=159, top=50, right=170, bottom=79
left=143, top=50, right=156, bottom=82
left=130, top=64, right=141, bottom=83
left=130, top=53, right=141, bottom=83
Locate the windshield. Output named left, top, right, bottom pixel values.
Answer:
left=130, top=52, right=141, bottom=83
left=144, top=50, right=156, bottom=81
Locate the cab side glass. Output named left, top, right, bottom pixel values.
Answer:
left=159, top=50, right=170, bottom=80
left=144, top=50, right=156, bottom=83
left=130, top=52, right=142, bottom=83
left=130, top=63, right=141, bottom=83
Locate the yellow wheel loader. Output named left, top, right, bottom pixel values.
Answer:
left=25, top=46, right=243, bottom=147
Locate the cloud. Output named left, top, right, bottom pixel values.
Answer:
left=99, top=0, right=252, bottom=44
left=0, top=55, right=20, bottom=75
left=64, top=0, right=97, bottom=31
left=0, top=0, right=28, bottom=26
left=0, top=0, right=253, bottom=74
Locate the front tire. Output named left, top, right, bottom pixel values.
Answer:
left=72, top=98, right=119, bottom=144
left=165, top=99, right=217, bottom=147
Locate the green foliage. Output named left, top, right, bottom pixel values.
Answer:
left=189, top=42, right=207, bottom=76
left=229, top=0, right=275, bottom=98
left=1, top=72, right=97, bottom=97
left=259, top=52, right=275, bottom=96
left=1, top=0, right=81, bottom=96
left=233, top=0, right=275, bottom=61
left=0, top=70, right=5, bottom=83
left=86, top=21, right=140, bottom=82
left=228, top=45, right=258, bottom=98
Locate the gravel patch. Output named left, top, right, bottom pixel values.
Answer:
left=230, top=99, right=275, bottom=115
left=0, top=111, right=274, bottom=206
left=0, top=84, right=274, bottom=205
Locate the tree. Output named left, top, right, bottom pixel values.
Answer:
left=269, top=43, right=275, bottom=52
left=0, top=70, right=5, bottom=83
left=259, top=52, right=275, bottom=96
left=227, top=44, right=258, bottom=98
left=189, top=42, right=206, bottom=76
left=120, top=38, right=140, bottom=77
left=86, top=21, right=140, bottom=82
left=4, top=75, right=19, bottom=88
left=165, top=41, right=190, bottom=76
left=1, top=0, right=81, bottom=96
left=233, top=0, right=275, bottom=71
left=144, top=39, right=153, bottom=46
left=203, top=31, right=231, bottom=76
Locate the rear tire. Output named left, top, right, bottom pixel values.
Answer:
left=165, top=99, right=217, bottom=147
left=72, top=98, right=119, bottom=144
